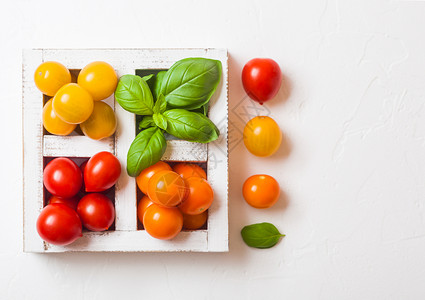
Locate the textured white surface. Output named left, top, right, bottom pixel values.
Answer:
left=2, top=0, right=425, bottom=298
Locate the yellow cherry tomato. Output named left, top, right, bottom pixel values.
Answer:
left=52, top=83, right=94, bottom=124
left=42, top=99, right=76, bottom=135
left=243, top=116, right=282, bottom=157
left=34, top=61, right=71, bottom=96
left=77, top=61, right=118, bottom=101
left=80, top=101, right=117, bottom=140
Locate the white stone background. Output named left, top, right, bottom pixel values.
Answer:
left=1, top=0, right=425, bottom=299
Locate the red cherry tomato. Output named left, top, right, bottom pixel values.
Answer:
left=48, top=195, right=80, bottom=211
left=43, top=157, right=82, bottom=198
left=242, top=58, right=282, bottom=104
left=77, top=193, right=115, bottom=231
left=84, top=152, right=121, bottom=192
left=36, top=203, right=82, bottom=246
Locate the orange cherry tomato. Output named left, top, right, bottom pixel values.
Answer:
left=143, top=203, right=183, bottom=240
left=136, top=161, right=172, bottom=194
left=242, top=174, right=280, bottom=209
left=80, top=101, right=117, bottom=140
left=34, top=61, right=71, bottom=96
left=43, top=99, right=76, bottom=135
left=147, top=170, right=187, bottom=207
left=77, top=61, right=118, bottom=101
left=178, top=177, right=213, bottom=215
left=137, top=195, right=154, bottom=224
left=173, top=163, right=207, bottom=180
left=52, top=83, right=94, bottom=124
left=243, top=116, right=282, bottom=157
left=182, top=210, right=208, bottom=230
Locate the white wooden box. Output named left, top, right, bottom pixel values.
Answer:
left=23, top=48, right=228, bottom=252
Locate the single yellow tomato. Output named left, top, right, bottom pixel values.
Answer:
left=52, top=83, right=94, bottom=124
left=34, top=61, right=71, bottom=96
left=80, top=101, right=117, bottom=140
left=243, top=116, right=282, bottom=157
left=77, top=61, right=118, bottom=101
left=42, top=99, right=76, bottom=135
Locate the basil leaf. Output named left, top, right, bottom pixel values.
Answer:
left=163, top=109, right=219, bottom=143
left=153, top=71, right=166, bottom=100
left=142, top=74, right=154, bottom=83
left=241, top=223, right=285, bottom=249
left=127, top=127, right=167, bottom=177
left=115, top=75, right=154, bottom=115
left=153, top=113, right=167, bottom=131
left=160, top=58, right=222, bottom=110
left=139, top=116, right=155, bottom=130
left=153, top=94, right=167, bottom=114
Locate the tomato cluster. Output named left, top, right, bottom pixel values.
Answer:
left=35, top=61, right=118, bottom=140
left=37, top=152, right=121, bottom=246
left=136, top=162, right=212, bottom=240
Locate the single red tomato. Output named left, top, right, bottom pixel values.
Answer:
left=77, top=193, right=115, bottom=231
left=84, top=151, right=121, bottom=192
left=48, top=195, right=80, bottom=211
left=43, top=157, right=82, bottom=198
left=242, top=58, right=282, bottom=104
left=36, top=203, right=82, bottom=246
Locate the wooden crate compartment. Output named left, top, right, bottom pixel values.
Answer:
left=23, top=48, right=228, bottom=252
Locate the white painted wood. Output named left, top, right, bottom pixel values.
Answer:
left=205, top=50, right=229, bottom=252
left=22, top=49, right=45, bottom=252
left=41, top=230, right=208, bottom=253
left=23, top=48, right=228, bottom=252
left=163, top=140, right=208, bottom=162
left=43, top=135, right=114, bottom=157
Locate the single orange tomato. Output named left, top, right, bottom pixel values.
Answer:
left=52, top=83, right=94, bottom=124
left=182, top=210, right=208, bottom=230
left=43, top=99, right=76, bottom=135
left=80, top=101, right=117, bottom=140
left=77, top=61, right=118, bottom=101
left=34, top=61, right=71, bottom=96
left=178, top=177, right=214, bottom=215
left=243, top=174, right=280, bottom=209
left=243, top=116, right=282, bottom=157
left=136, top=161, right=172, bottom=194
left=147, top=170, right=187, bottom=207
left=173, top=163, right=207, bottom=180
left=137, top=195, right=154, bottom=224
left=143, top=203, right=183, bottom=240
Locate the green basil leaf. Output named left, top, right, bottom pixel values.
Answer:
left=160, top=58, right=222, bottom=110
left=127, top=127, right=167, bottom=177
left=115, top=74, right=154, bottom=115
left=153, top=94, right=167, bottom=114
left=142, top=74, right=154, bottom=83
left=241, top=223, right=285, bottom=249
left=139, top=116, right=155, bottom=130
left=153, top=113, right=167, bottom=131
left=190, top=102, right=209, bottom=116
left=163, top=109, right=219, bottom=143
left=153, top=71, right=166, bottom=99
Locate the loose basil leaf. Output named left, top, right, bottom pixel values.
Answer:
left=241, top=223, right=285, bottom=249
left=127, top=127, right=167, bottom=177
left=153, top=113, right=167, bottom=131
left=115, top=75, right=154, bottom=115
left=163, top=109, right=219, bottom=143
left=153, top=71, right=166, bottom=100
left=153, top=94, right=167, bottom=114
left=160, top=58, right=222, bottom=110
left=139, top=116, right=155, bottom=130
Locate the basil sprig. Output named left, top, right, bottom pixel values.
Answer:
left=115, top=57, right=222, bottom=177
left=241, top=223, right=285, bottom=249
